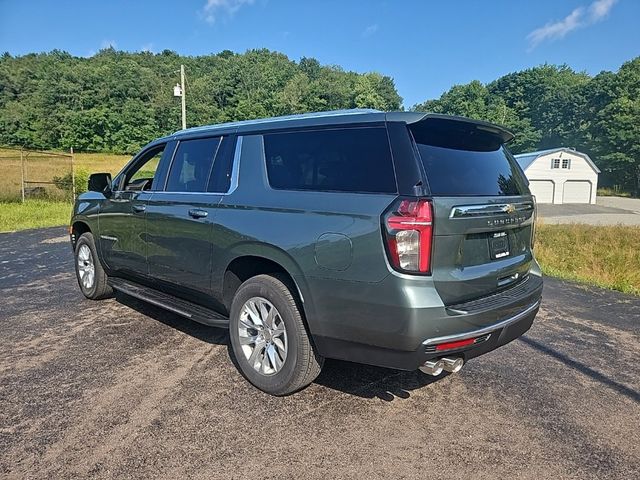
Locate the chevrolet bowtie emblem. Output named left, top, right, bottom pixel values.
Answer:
left=502, top=204, right=516, bottom=214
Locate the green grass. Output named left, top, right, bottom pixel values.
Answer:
left=597, top=187, right=634, bottom=198
left=536, top=223, right=640, bottom=295
left=0, top=200, right=72, bottom=233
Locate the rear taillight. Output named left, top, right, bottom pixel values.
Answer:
left=383, top=198, right=433, bottom=274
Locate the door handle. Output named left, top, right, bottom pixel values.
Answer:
left=188, top=209, right=208, bottom=219
left=132, top=204, right=146, bottom=213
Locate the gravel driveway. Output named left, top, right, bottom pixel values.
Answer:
left=1, top=227, right=639, bottom=479
left=538, top=196, right=640, bottom=225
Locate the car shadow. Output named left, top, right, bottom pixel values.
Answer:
left=519, top=336, right=640, bottom=404
left=314, top=359, right=446, bottom=401
left=115, top=293, right=229, bottom=345
left=115, top=291, right=445, bottom=400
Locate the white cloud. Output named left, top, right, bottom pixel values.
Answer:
left=362, top=24, right=379, bottom=38
left=527, top=0, right=617, bottom=50
left=201, top=0, right=255, bottom=24
left=588, top=0, right=617, bottom=21
left=141, top=43, right=154, bottom=53
left=100, top=39, right=117, bottom=50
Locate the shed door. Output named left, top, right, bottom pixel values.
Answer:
left=563, top=180, right=591, bottom=203
left=529, top=180, right=555, bottom=203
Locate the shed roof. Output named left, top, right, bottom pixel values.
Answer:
left=514, top=147, right=600, bottom=174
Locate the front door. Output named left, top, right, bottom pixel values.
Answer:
left=98, top=143, right=170, bottom=276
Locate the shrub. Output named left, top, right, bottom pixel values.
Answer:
left=52, top=169, right=90, bottom=195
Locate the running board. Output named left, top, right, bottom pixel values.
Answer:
left=108, top=277, right=229, bottom=328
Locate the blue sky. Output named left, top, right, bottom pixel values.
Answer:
left=1, top=0, right=638, bottom=107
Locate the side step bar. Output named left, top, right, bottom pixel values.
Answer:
left=108, top=277, right=229, bottom=328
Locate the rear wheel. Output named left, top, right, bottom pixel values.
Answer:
left=229, top=274, right=323, bottom=395
left=74, top=232, right=112, bottom=300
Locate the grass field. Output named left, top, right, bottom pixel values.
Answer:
left=0, top=150, right=130, bottom=232
left=0, top=200, right=73, bottom=232
left=0, top=149, right=130, bottom=201
left=535, top=223, right=640, bottom=295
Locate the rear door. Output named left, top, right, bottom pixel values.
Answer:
left=409, top=118, right=535, bottom=305
left=145, top=135, right=234, bottom=294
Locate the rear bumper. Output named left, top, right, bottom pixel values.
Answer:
left=313, top=298, right=539, bottom=370
left=422, top=299, right=540, bottom=348
left=305, top=272, right=543, bottom=371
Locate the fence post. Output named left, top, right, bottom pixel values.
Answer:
left=70, top=147, right=76, bottom=201
left=20, top=147, right=25, bottom=203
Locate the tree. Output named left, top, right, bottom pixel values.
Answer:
left=0, top=48, right=403, bottom=153
left=412, top=57, right=640, bottom=192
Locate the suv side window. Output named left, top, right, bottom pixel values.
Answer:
left=166, top=137, right=220, bottom=192
left=120, top=144, right=166, bottom=192
left=263, top=127, right=397, bottom=194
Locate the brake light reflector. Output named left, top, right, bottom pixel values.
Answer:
left=434, top=338, right=475, bottom=351
left=383, top=198, right=433, bottom=273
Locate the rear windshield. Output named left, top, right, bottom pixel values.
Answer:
left=411, top=124, right=529, bottom=196
left=263, top=127, right=397, bottom=194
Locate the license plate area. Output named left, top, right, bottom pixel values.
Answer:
left=490, top=231, right=510, bottom=259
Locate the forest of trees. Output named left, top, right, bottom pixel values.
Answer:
left=0, top=48, right=401, bottom=153
left=0, top=49, right=638, bottom=192
left=414, top=57, right=640, bottom=194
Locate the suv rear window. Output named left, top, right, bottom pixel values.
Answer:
left=411, top=124, right=528, bottom=196
left=263, top=127, right=397, bottom=193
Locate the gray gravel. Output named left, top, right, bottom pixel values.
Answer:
left=1, top=227, right=639, bottom=479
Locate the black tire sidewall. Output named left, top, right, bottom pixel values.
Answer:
left=229, top=277, right=303, bottom=395
left=74, top=234, right=99, bottom=298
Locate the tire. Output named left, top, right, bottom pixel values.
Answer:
left=74, top=232, right=112, bottom=300
left=229, top=274, right=323, bottom=395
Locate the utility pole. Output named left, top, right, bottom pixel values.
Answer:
left=180, top=64, right=186, bottom=130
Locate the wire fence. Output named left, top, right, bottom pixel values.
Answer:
left=0, top=146, right=76, bottom=202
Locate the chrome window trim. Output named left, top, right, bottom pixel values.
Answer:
left=449, top=202, right=534, bottom=219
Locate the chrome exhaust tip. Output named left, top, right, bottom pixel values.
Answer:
left=419, top=359, right=445, bottom=376
left=441, top=357, right=464, bottom=373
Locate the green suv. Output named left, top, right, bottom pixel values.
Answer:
left=71, top=109, right=542, bottom=395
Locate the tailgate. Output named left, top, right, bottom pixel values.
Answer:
left=431, top=196, right=535, bottom=304
left=409, top=116, right=536, bottom=305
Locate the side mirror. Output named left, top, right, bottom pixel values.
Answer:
left=88, top=172, right=112, bottom=193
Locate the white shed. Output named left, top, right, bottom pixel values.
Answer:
left=514, top=147, right=600, bottom=204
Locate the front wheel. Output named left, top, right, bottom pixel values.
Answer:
left=74, top=232, right=112, bottom=300
left=229, top=274, right=323, bottom=395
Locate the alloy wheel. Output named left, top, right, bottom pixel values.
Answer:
left=237, top=297, right=288, bottom=376
left=77, top=244, right=95, bottom=290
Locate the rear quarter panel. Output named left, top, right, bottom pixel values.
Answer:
left=210, top=134, right=397, bottom=328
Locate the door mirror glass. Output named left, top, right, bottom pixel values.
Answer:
left=88, top=172, right=112, bottom=192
